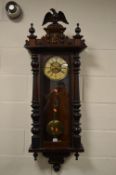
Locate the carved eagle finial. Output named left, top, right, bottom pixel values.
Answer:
left=42, top=8, right=69, bottom=26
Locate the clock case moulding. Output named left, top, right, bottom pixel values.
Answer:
left=24, top=9, right=87, bottom=172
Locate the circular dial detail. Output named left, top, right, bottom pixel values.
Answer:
left=44, top=56, right=68, bottom=80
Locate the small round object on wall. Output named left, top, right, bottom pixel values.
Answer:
left=5, top=1, right=22, bottom=19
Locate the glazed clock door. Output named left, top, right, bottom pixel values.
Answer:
left=40, top=54, right=71, bottom=148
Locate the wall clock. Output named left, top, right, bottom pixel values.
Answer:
left=25, top=8, right=87, bottom=171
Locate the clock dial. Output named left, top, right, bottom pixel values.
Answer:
left=44, top=56, right=68, bottom=80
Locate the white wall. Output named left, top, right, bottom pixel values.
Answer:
left=0, top=0, right=116, bottom=175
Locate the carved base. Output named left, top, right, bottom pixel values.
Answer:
left=29, top=146, right=84, bottom=171
left=43, top=151, right=70, bottom=171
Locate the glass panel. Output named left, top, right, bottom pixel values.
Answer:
left=40, top=58, right=71, bottom=146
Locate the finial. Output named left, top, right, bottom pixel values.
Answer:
left=74, top=23, right=83, bottom=39
left=75, top=152, right=79, bottom=160
left=33, top=152, right=38, bottom=161
left=28, top=23, right=37, bottom=39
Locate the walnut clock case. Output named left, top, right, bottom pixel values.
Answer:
left=25, top=9, right=87, bottom=172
